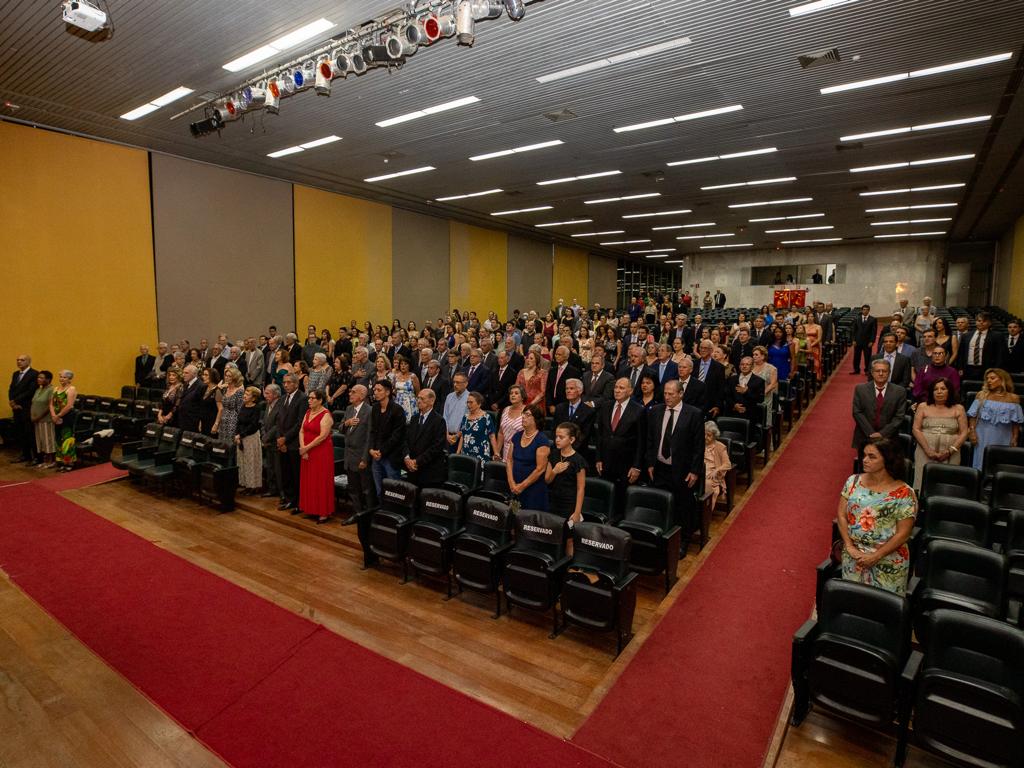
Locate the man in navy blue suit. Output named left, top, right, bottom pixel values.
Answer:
left=461, top=348, right=493, bottom=405
left=654, top=344, right=679, bottom=388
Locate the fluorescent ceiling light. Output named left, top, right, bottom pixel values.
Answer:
left=537, top=170, right=621, bottom=186
left=729, top=197, right=813, bottom=209
left=665, top=260, right=684, bottom=264
left=601, top=239, right=650, bottom=245
left=614, top=104, right=743, bottom=133
left=631, top=248, right=677, bottom=254
left=535, top=219, right=593, bottom=228
left=765, top=225, right=835, bottom=233
left=120, top=85, right=194, bottom=120
left=789, top=0, right=858, bottom=17
left=676, top=233, right=735, bottom=240
left=622, top=209, right=692, bottom=219
left=223, top=18, right=335, bottom=72
left=571, top=230, right=625, bottom=237
left=841, top=115, right=990, bottom=142
left=866, top=203, right=957, bottom=212
left=820, top=52, right=1013, bottom=94
left=702, top=176, right=796, bottom=191
left=653, top=222, right=716, bottom=231
left=850, top=154, right=974, bottom=173
left=667, top=147, right=776, bottom=167
left=749, top=213, right=825, bottom=222
left=585, top=193, right=661, bottom=205
left=435, top=188, right=503, bottom=202
left=365, top=166, right=436, bottom=183
left=871, top=217, right=953, bottom=226
left=376, top=96, right=480, bottom=128
left=780, top=238, right=844, bottom=244
left=536, top=37, right=692, bottom=83
left=490, top=206, right=554, bottom=216
left=643, top=254, right=670, bottom=259
left=700, top=243, right=754, bottom=249
left=470, top=139, right=563, bottom=162
left=300, top=135, right=342, bottom=149
left=860, top=183, right=966, bottom=197
left=267, top=146, right=305, bottom=158
left=874, top=232, right=946, bottom=238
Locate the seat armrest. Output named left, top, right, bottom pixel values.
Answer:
left=136, top=444, right=158, bottom=459
left=618, top=519, right=664, bottom=538
left=792, top=618, right=819, bottom=645
left=152, top=449, right=176, bottom=465
left=900, top=649, right=923, bottom=687
left=907, top=576, right=921, bottom=599
left=550, top=554, right=573, bottom=575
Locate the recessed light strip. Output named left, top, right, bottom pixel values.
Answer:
left=821, top=52, right=1013, bottom=94
left=631, top=248, right=677, bottom=254
left=874, top=232, right=947, bottom=238
left=121, top=86, right=194, bottom=120
left=614, top=104, right=743, bottom=133
left=435, top=188, right=503, bottom=202
left=749, top=213, right=825, bottom=222
left=789, top=0, right=858, bottom=17
left=850, top=154, right=974, bottom=173
left=699, top=243, right=755, bottom=249
left=667, top=147, right=777, bottom=167
left=702, top=176, right=796, bottom=191
left=860, top=183, right=965, bottom=197
left=267, top=134, right=341, bottom=158
left=376, top=96, right=480, bottom=128
left=840, top=115, right=990, bottom=142
left=728, top=197, right=813, bottom=209
left=866, top=203, right=957, bottom=212
left=676, top=233, right=735, bottom=240
left=536, top=37, right=693, bottom=83
left=871, top=218, right=953, bottom=226
left=535, top=219, right=593, bottom=228
left=653, top=222, right=715, bottom=230
left=536, top=170, right=621, bottom=186
left=622, top=209, right=692, bottom=219
left=223, top=18, right=336, bottom=72
left=585, top=193, right=661, bottom=205
left=571, top=230, right=624, bottom=237
left=765, top=225, right=835, bottom=233
left=490, top=206, right=553, bottom=216
left=601, top=239, right=650, bottom=245
left=779, top=238, right=844, bottom=244
left=469, top=139, right=564, bottom=162
left=364, top=166, right=436, bottom=183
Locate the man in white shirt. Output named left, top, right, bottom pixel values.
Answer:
left=442, top=372, right=470, bottom=451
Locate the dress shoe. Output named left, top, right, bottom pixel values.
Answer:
left=316, top=516, right=331, bottom=525
left=290, top=507, right=303, bottom=516
left=277, top=501, right=291, bottom=511
left=341, top=515, right=358, bottom=526
left=260, top=491, right=275, bottom=498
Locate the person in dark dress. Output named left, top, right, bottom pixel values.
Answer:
left=234, top=386, right=263, bottom=494
left=507, top=403, right=552, bottom=511
left=198, top=368, right=223, bottom=436
left=545, top=422, right=587, bottom=524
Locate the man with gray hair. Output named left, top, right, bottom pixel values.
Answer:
left=340, top=383, right=374, bottom=522
left=176, top=364, right=204, bottom=432
left=260, top=383, right=282, bottom=498
left=423, top=359, right=449, bottom=413
left=275, top=373, right=308, bottom=512
left=851, top=358, right=907, bottom=456
left=284, top=332, right=301, bottom=364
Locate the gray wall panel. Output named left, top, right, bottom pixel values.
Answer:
left=392, top=208, right=450, bottom=324
left=151, top=154, right=295, bottom=343
left=588, top=254, right=617, bottom=310
left=507, top=236, right=552, bottom=316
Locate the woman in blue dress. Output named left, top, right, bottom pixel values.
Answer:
left=967, top=368, right=1022, bottom=470
left=767, top=324, right=794, bottom=382
left=457, top=391, right=499, bottom=460
left=507, top=403, right=552, bottom=511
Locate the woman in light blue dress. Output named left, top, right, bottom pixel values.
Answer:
left=389, top=356, right=419, bottom=422
left=966, top=369, right=1022, bottom=471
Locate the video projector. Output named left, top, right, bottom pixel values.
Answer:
left=62, top=0, right=108, bottom=32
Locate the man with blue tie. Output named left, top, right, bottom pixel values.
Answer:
left=403, top=389, right=448, bottom=489
left=655, top=344, right=679, bottom=388
left=553, top=378, right=596, bottom=463
left=691, top=340, right=725, bottom=418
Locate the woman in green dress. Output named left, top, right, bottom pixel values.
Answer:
left=50, top=370, right=78, bottom=471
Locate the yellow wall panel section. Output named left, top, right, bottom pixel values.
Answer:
left=293, top=185, right=392, bottom=330
left=450, top=222, right=507, bottom=320
left=0, top=122, right=156, bottom=414
left=552, top=245, right=589, bottom=309
left=1009, top=215, right=1024, bottom=318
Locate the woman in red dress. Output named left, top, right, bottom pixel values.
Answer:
left=299, top=389, right=336, bottom=524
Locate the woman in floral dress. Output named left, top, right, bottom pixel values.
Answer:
left=50, top=370, right=78, bottom=471
left=457, top=392, right=499, bottom=461
left=836, top=437, right=917, bottom=595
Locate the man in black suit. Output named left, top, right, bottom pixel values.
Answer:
left=645, top=380, right=704, bottom=543
left=275, top=374, right=308, bottom=512
left=852, top=360, right=908, bottom=459
left=134, top=345, right=156, bottom=386
left=8, top=354, right=38, bottom=463
left=729, top=328, right=755, bottom=368
left=751, top=316, right=772, bottom=348
left=671, top=315, right=694, bottom=351
left=582, top=355, right=615, bottom=410
left=422, top=360, right=450, bottom=414
left=692, top=340, right=726, bottom=418
left=963, top=311, right=1006, bottom=382
left=555, top=332, right=584, bottom=371
left=175, top=365, right=204, bottom=432
left=369, top=379, right=408, bottom=497
left=403, top=389, right=448, bottom=489
left=851, top=304, right=876, bottom=375
left=724, top=357, right=766, bottom=423
left=488, top=351, right=518, bottom=413
left=677, top=356, right=707, bottom=414
left=618, top=345, right=657, bottom=399
left=210, top=344, right=228, bottom=378
left=870, top=333, right=913, bottom=389
left=546, top=346, right=580, bottom=416
left=953, top=316, right=971, bottom=374
left=553, top=379, right=596, bottom=461
left=443, top=351, right=462, bottom=384
left=596, top=377, right=646, bottom=511
left=817, top=303, right=835, bottom=346
left=479, top=338, right=498, bottom=370
left=1005, top=320, right=1023, bottom=375
left=462, top=349, right=493, bottom=404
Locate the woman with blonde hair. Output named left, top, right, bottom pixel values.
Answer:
left=50, top=370, right=78, bottom=471
left=967, top=368, right=1022, bottom=471
left=218, top=366, right=245, bottom=441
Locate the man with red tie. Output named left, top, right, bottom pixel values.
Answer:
left=852, top=359, right=907, bottom=458
left=596, top=377, right=646, bottom=511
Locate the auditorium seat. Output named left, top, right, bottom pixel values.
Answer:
left=173, top=432, right=211, bottom=499
left=144, top=429, right=203, bottom=491
left=120, top=385, right=137, bottom=399
left=559, top=523, right=638, bottom=657
left=406, top=488, right=465, bottom=594
left=357, top=479, right=418, bottom=574
left=443, top=453, right=482, bottom=498
left=616, top=486, right=680, bottom=592
left=1007, top=510, right=1024, bottom=621
left=197, top=441, right=238, bottom=512
left=128, top=426, right=180, bottom=480
left=110, top=398, right=135, bottom=439
left=580, top=477, right=616, bottom=525
left=112, top=423, right=161, bottom=471
left=452, top=495, right=515, bottom=617
left=982, top=446, right=1024, bottom=499
left=717, top=416, right=757, bottom=486
left=478, top=460, right=511, bottom=502
left=915, top=497, right=991, bottom=577
left=919, top=464, right=981, bottom=514
left=992, top=472, right=1024, bottom=548
left=503, top=509, right=570, bottom=636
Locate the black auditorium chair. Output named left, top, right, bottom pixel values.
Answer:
left=144, top=430, right=201, bottom=492
left=790, top=580, right=912, bottom=737
left=452, top=495, right=515, bottom=617
left=991, top=471, right=1024, bottom=546
left=918, top=464, right=981, bottom=514
left=717, top=416, right=757, bottom=485
left=406, top=488, right=465, bottom=594
left=559, top=523, right=638, bottom=657
left=581, top=477, right=617, bottom=525
left=1007, top=510, right=1024, bottom=626
left=128, top=426, right=180, bottom=481
left=197, top=440, right=238, bottom=511
left=110, top=398, right=135, bottom=439
left=896, top=610, right=1024, bottom=768
left=112, top=423, right=161, bottom=472
left=616, top=486, right=681, bottom=593
left=73, top=411, right=96, bottom=447
left=909, top=540, right=1006, bottom=645
left=173, top=432, right=211, bottom=499
left=982, top=446, right=1024, bottom=499
left=503, top=509, right=570, bottom=636
left=917, top=497, right=991, bottom=564
left=443, top=453, right=481, bottom=498
left=120, top=385, right=136, bottom=400
left=478, top=460, right=511, bottom=501
left=357, top=479, right=418, bottom=574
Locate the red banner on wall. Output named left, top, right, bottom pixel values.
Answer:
left=773, top=288, right=807, bottom=308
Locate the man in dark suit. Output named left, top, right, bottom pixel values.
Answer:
left=369, top=379, right=408, bottom=497
left=546, top=346, right=580, bottom=416
left=817, top=304, right=835, bottom=346
left=488, top=351, right=518, bottom=412
left=553, top=379, right=596, bottom=460
left=334, top=328, right=353, bottom=361
left=134, top=345, right=155, bottom=386
left=724, top=357, right=766, bottom=422
left=618, top=345, right=657, bottom=399
left=210, top=344, right=228, bottom=378
left=670, top=316, right=693, bottom=351
left=175, top=365, right=204, bottom=432
left=443, top=351, right=462, bottom=384
left=953, top=316, right=971, bottom=374
left=870, top=333, right=912, bottom=389
left=595, top=377, right=646, bottom=511
left=1006, top=320, right=1023, bottom=374
left=260, top=383, right=282, bottom=500
left=422, top=360, right=450, bottom=414
left=852, top=359, right=908, bottom=455
left=403, top=389, right=448, bottom=489
left=340, top=384, right=373, bottom=523
left=582, top=355, right=615, bottom=410
left=751, top=316, right=772, bottom=348
left=462, top=349, right=493, bottom=403
left=677, top=356, right=707, bottom=414
left=645, top=380, right=704, bottom=543
left=653, top=344, right=679, bottom=387
left=729, top=328, right=755, bottom=369
left=692, top=340, right=726, bottom=418
left=8, top=354, right=38, bottom=462
left=479, top=338, right=499, bottom=370
left=963, top=311, right=1006, bottom=382
left=275, top=374, right=308, bottom=512
left=851, top=304, right=877, bottom=375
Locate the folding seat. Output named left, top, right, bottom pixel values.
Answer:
left=909, top=540, right=1006, bottom=644
left=715, top=436, right=738, bottom=513
left=790, top=580, right=912, bottom=733
left=144, top=430, right=201, bottom=492
left=129, top=427, right=180, bottom=480
left=80, top=395, right=99, bottom=412
left=919, top=464, right=981, bottom=514
left=331, top=431, right=345, bottom=475
left=580, top=477, right=616, bottom=525
left=173, top=432, right=211, bottom=499
left=197, top=440, right=238, bottom=511
left=96, top=396, right=114, bottom=413
left=443, top=453, right=482, bottom=498
left=406, top=488, right=465, bottom=593
left=717, top=416, right=757, bottom=486
left=560, top=523, right=638, bottom=656
left=356, top=479, right=418, bottom=573
left=110, top=398, right=136, bottom=439
left=1007, top=510, right=1024, bottom=618
left=616, top=486, right=681, bottom=592
left=915, top=498, right=991, bottom=576
left=992, top=471, right=1024, bottom=546
left=112, top=423, right=162, bottom=471
left=120, top=385, right=137, bottom=399
left=981, top=446, right=1024, bottom=499
left=72, top=411, right=96, bottom=446
left=896, top=610, right=1024, bottom=768
left=502, top=509, right=570, bottom=636
left=478, top=460, right=511, bottom=502
left=126, top=400, right=153, bottom=438
left=452, top=496, right=515, bottom=617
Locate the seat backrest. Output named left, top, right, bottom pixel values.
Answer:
left=113, top=398, right=133, bottom=417
left=992, top=471, right=1024, bottom=513
left=582, top=477, right=615, bottom=520
left=81, top=395, right=98, bottom=411
left=97, top=396, right=114, bottom=413
left=379, top=478, right=418, bottom=517
left=417, top=488, right=463, bottom=531
left=513, top=509, right=567, bottom=560
left=717, top=416, right=749, bottom=441
left=121, top=385, right=137, bottom=399
left=482, top=461, right=510, bottom=493
left=818, top=579, right=911, bottom=659
left=140, top=423, right=162, bottom=444
left=157, top=427, right=181, bottom=449
left=463, top=496, right=514, bottom=544
left=176, top=431, right=203, bottom=459
left=206, top=440, right=235, bottom=467
left=921, top=464, right=981, bottom=503
left=925, top=609, right=1024, bottom=693
left=132, top=400, right=149, bottom=417
left=924, top=497, right=991, bottom=547
left=925, top=540, right=1006, bottom=607
left=572, top=523, right=631, bottom=582
left=448, top=453, right=482, bottom=488
left=983, top=446, right=1024, bottom=480
left=624, top=485, right=673, bottom=528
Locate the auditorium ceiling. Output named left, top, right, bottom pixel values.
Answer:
left=1, top=0, right=1022, bottom=259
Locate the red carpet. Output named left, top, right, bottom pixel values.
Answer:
left=0, top=483, right=616, bottom=768
left=32, top=461, right=127, bottom=491
left=572, top=356, right=859, bottom=767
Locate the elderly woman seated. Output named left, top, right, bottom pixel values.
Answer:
left=704, top=421, right=732, bottom=509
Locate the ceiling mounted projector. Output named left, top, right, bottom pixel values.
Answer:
left=61, top=0, right=108, bottom=32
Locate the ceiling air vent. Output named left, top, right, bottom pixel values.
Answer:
left=544, top=108, right=577, bottom=123
left=798, top=47, right=841, bottom=69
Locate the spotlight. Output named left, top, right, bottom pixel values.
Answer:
left=189, top=112, right=224, bottom=138
left=504, top=0, right=526, bottom=20
left=278, top=73, right=296, bottom=97
left=266, top=78, right=281, bottom=114
left=213, top=98, right=241, bottom=123
left=456, top=0, right=503, bottom=46
left=361, top=42, right=391, bottom=66
left=240, top=84, right=266, bottom=110
left=421, top=14, right=441, bottom=42
left=292, top=62, right=316, bottom=92
left=432, top=12, right=457, bottom=38
left=333, top=49, right=366, bottom=76
left=315, top=58, right=333, bottom=95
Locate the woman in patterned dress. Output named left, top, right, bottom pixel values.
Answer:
left=836, top=437, right=917, bottom=595
left=496, top=384, right=526, bottom=462
left=516, top=350, right=547, bottom=413
left=457, top=392, right=499, bottom=461
left=50, top=370, right=78, bottom=471
left=218, top=367, right=245, bottom=441
left=390, top=355, right=420, bottom=422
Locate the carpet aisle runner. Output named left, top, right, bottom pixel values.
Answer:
left=572, top=355, right=861, bottom=768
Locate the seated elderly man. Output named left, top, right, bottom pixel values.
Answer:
left=911, top=345, right=961, bottom=403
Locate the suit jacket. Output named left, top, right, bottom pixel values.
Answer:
left=653, top=359, right=679, bottom=386
left=422, top=374, right=451, bottom=414
left=678, top=376, right=707, bottom=413
left=724, top=373, right=766, bottom=420
left=369, top=398, right=408, bottom=467
left=870, top=352, right=912, bottom=390
left=729, top=339, right=755, bottom=369
left=1006, top=334, right=1024, bottom=374
left=671, top=326, right=694, bottom=351
left=175, top=378, right=204, bottom=432
left=618, top=363, right=658, bottom=398
left=286, top=344, right=302, bottom=364
left=134, top=354, right=155, bottom=385
left=644, top=403, right=704, bottom=479
left=463, top=364, right=493, bottom=400
left=595, top=398, right=645, bottom=475
left=752, top=328, right=773, bottom=348
left=553, top=400, right=596, bottom=449
left=546, top=363, right=581, bottom=409
left=276, top=389, right=309, bottom=450
left=489, top=366, right=518, bottom=411
left=691, top=356, right=726, bottom=413
left=962, top=330, right=1006, bottom=371
left=851, top=382, right=908, bottom=450
left=480, top=350, right=498, bottom=370
left=260, top=398, right=280, bottom=447
left=507, top=350, right=525, bottom=372
left=341, top=401, right=371, bottom=470
left=853, top=314, right=877, bottom=347
left=211, top=356, right=228, bottom=378
left=8, top=367, right=38, bottom=409
left=819, top=313, right=835, bottom=345
left=581, top=369, right=615, bottom=408
left=244, top=350, right=266, bottom=389
left=404, top=410, right=448, bottom=487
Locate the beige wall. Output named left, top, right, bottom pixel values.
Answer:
left=392, top=209, right=451, bottom=325
left=507, top=236, right=553, bottom=316
left=588, top=254, right=618, bottom=310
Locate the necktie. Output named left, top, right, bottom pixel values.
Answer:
left=611, top=402, right=623, bottom=431
left=427, top=376, right=435, bottom=388
left=631, top=368, right=639, bottom=387
left=469, top=365, right=477, bottom=380
left=874, top=388, right=884, bottom=430
left=556, top=365, right=566, bottom=388
left=661, top=407, right=676, bottom=459
left=886, top=354, right=894, bottom=381
left=680, top=379, right=687, bottom=397
left=973, top=333, right=982, bottom=365
left=569, top=404, right=576, bottom=419
left=421, top=414, right=426, bottom=426
left=1010, top=336, right=1016, bottom=350
left=699, top=361, right=708, bottom=382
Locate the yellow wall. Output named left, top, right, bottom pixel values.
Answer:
left=293, top=185, right=393, bottom=329
left=552, top=245, right=589, bottom=309
left=0, top=122, right=156, bottom=415
left=1009, top=215, right=1024, bottom=318
left=450, top=222, right=508, bottom=320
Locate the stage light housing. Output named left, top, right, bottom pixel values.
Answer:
left=504, top=0, right=526, bottom=20
left=315, top=58, right=333, bottom=95
left=189, top=112, right=224, bottom=138
left=456, top=0, right=502, bottom=46
left=213, top=98, right=241, bottom=123
left=240, top=84, right=266, bottom=110
left=266, top=78, right=281, bottom=113
left=421, top=14, right=441, bottom=42
left=292, top=62, right=316, bottom=92
left=333, top=49, right=366, bottom=76
left=362, top=43, right=392, bottom=66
